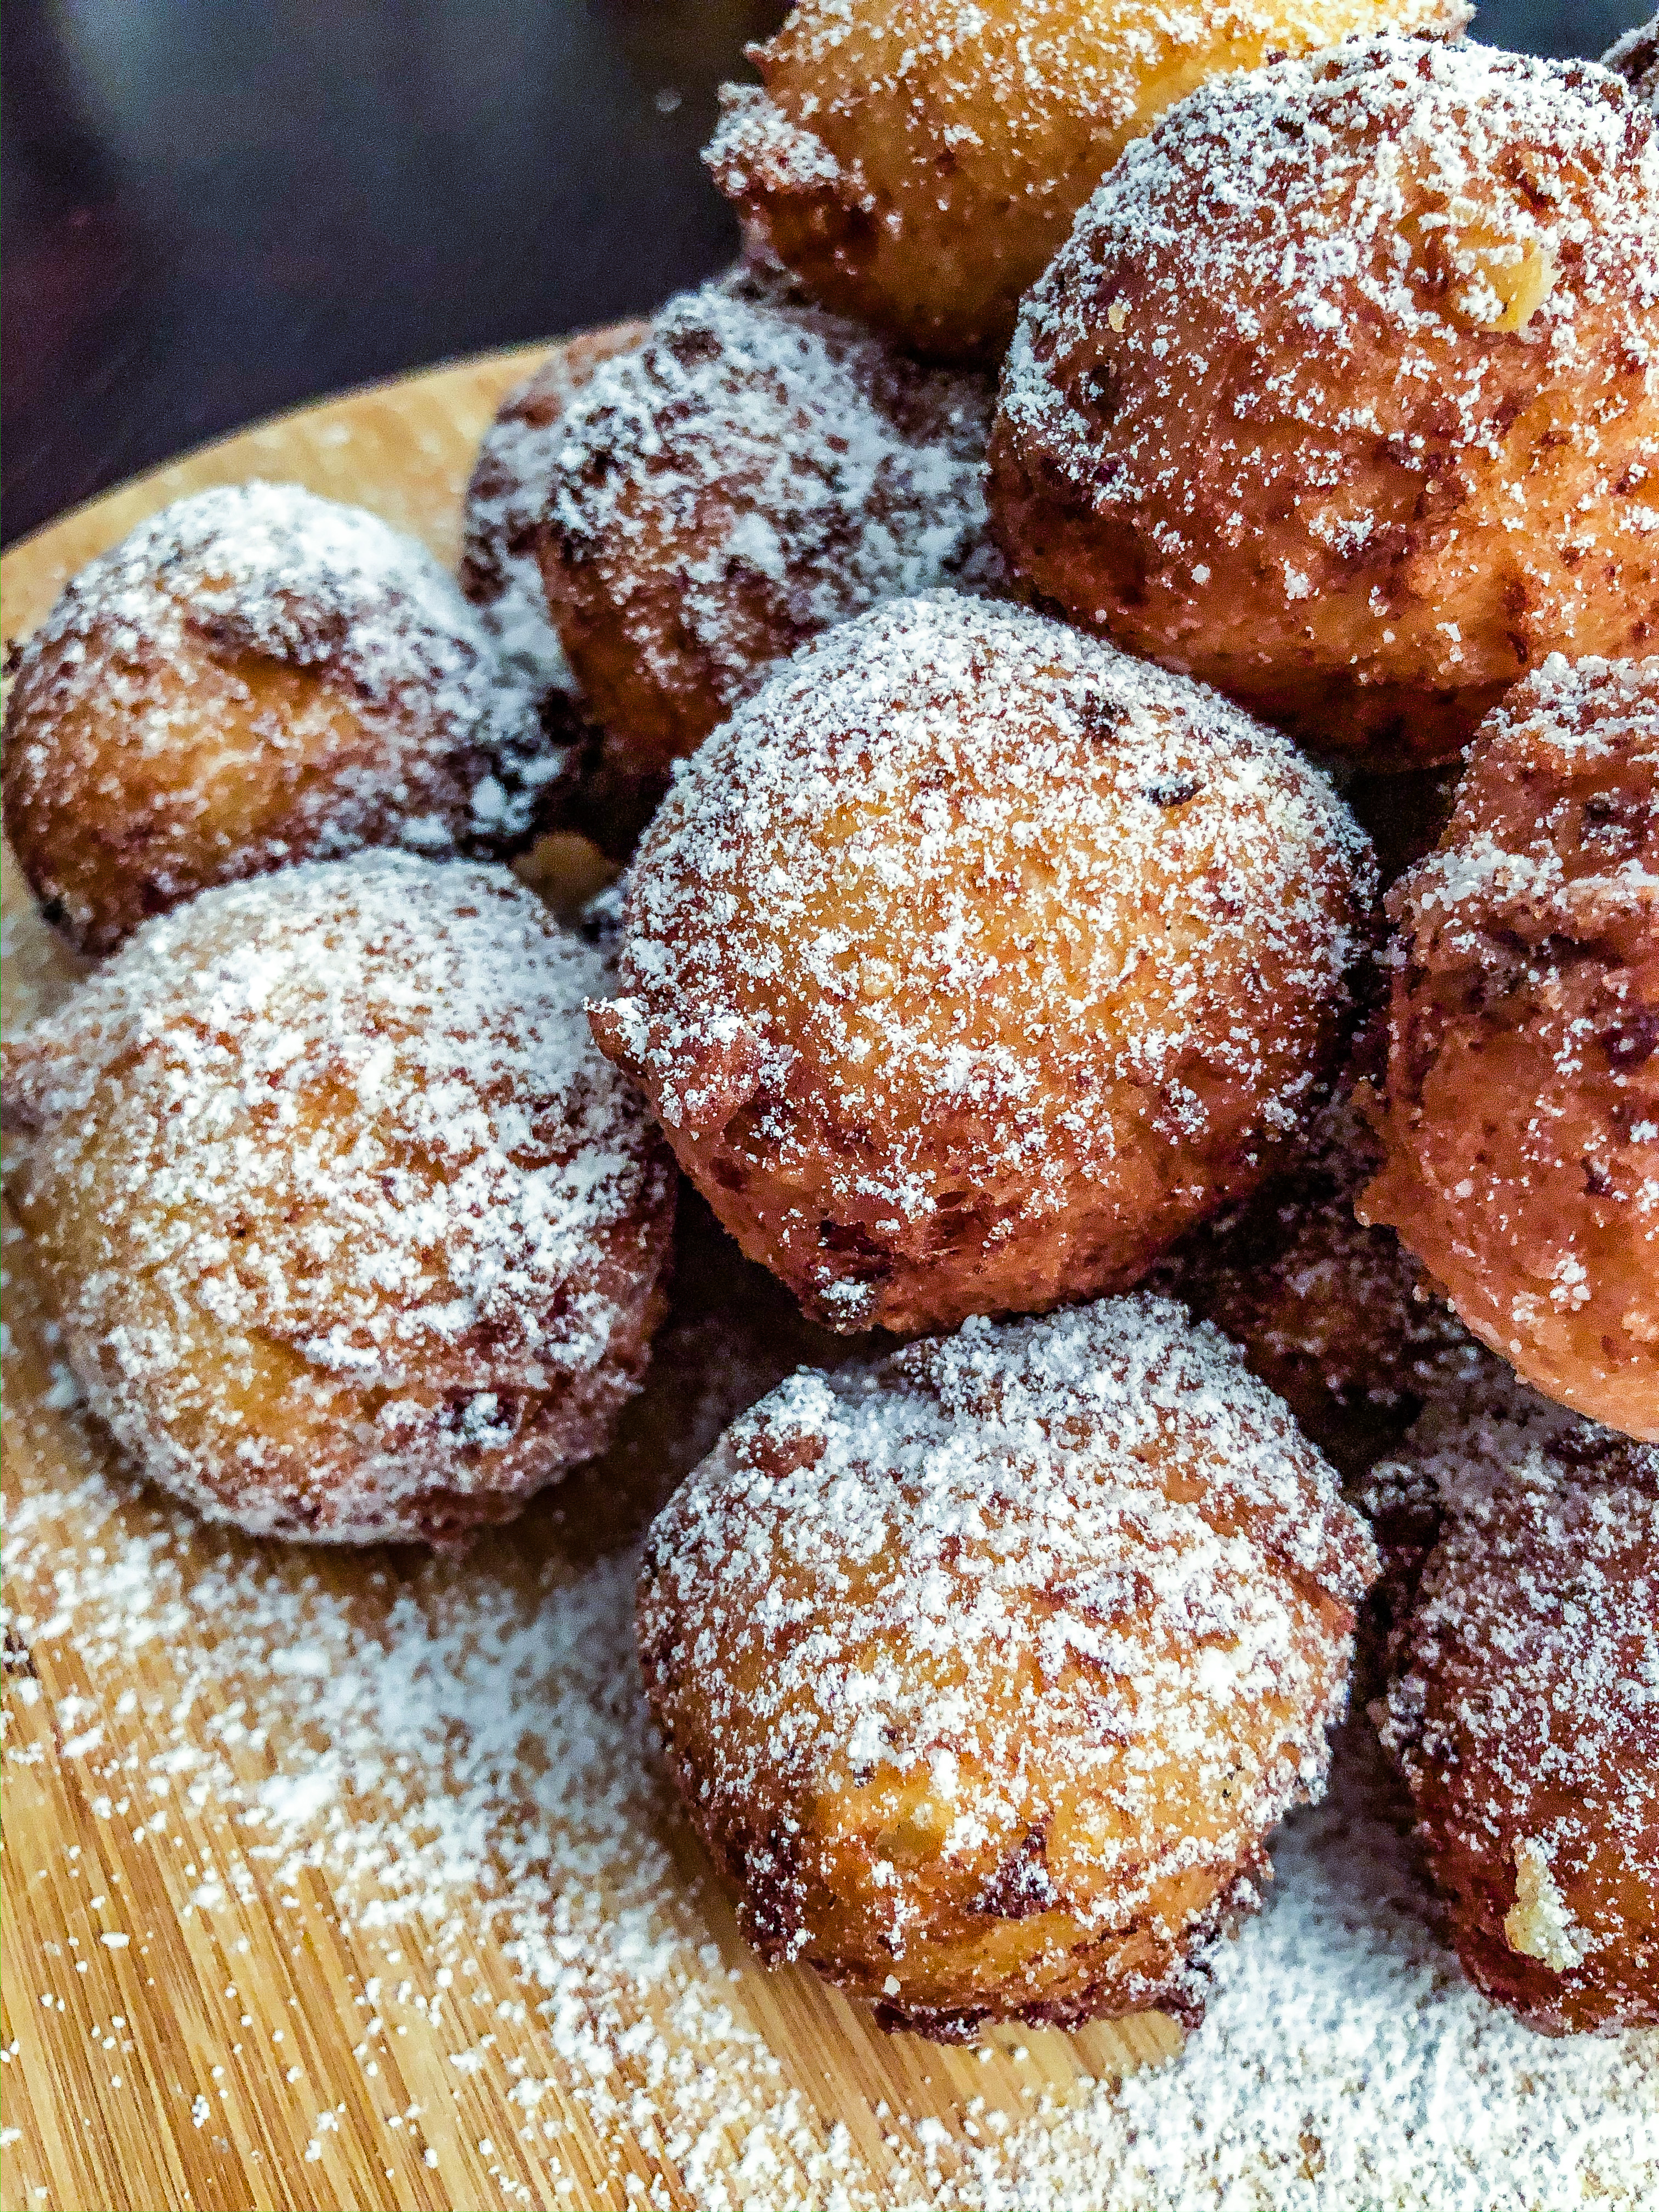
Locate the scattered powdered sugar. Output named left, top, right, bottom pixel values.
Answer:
left=2, top=851, right=674, bottom=1542
left=545, top=266, right=1000, bottom=726
left=1001, top=35, right=1659, bottom=524
left=8, top=479, right=555, bottom=857
left=641, top=1297, right=1374, bottom=2025
left=5, top=1314, right=1655, bottom=2208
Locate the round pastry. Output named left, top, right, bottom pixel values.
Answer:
left=989, top=36, right=1659, bottom=769
left=1152, top=1083, right=1479, bottom=1479
left=1378, top=1372, right=1658, bottom=2034
left=590, top=591, right=1374, bottom=1337
left=704, top=0, right=1463, bottom=364
left=0, top=852, right=676, bottom=1544
left=459, top=321, right=644, bottom=747
left=3, top=482, right=555, bottom=955
left=539, top=264, right=998, bottom=844
left=1606, top=13, right=1658, bottom=111
left=1362, top=654, right=1659, bottom=1441
left=638, top=1296, right=1378, bottom=2039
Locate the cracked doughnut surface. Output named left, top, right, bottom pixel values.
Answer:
left=1377, top=1368, right=1659, bottom=2034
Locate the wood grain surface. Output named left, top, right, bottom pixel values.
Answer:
left=0, top=348, right=1181, bottom=2212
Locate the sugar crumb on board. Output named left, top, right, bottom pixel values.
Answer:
left=4, top=1263, right=1656, bottom=2209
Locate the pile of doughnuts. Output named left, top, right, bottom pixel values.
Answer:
left=4, top=4, right=1655, bottom=2047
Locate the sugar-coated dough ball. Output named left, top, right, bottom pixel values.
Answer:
left=1606, top=13, right=1659, bottom=112
left=639, top=1296, right=1378, bottom=2039
left=990, top=37, right=1659, bottom=768
left=1378, top=1371, right=1658, bottom=2034
left=1363, top=655, right=1659, bottom=1442
left=1152, top=1085, right=1479, bottom=1478
left=539, top=266, right=998, bottom=848
left=705, top=0, right=1464, bottom=363
left=591, top=592, right=1374, bottom=1337
left=1, top=854, right=676, bottom=1544
left=460, top=323, right=644, bottom=727
left=3, top=483, right=556, bottom=955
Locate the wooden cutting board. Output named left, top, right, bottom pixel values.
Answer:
left=0, top=346, right=1180, bottom=2212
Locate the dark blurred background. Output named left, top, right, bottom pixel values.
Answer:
left=2, top=0, right=1643, bottom=544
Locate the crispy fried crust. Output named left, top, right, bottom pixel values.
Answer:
left=1363, top=654, right=1659, bottom=1441
left=3, top=484, right=553, bottom=955
left=705, top=0, right=1464, bottom=364
left=639, top=1298, right=1376, bottom=2036
left=1378, top=1376, right=1659, bottom=2034
left=1, top=854, right=676, bottom=1544
left=591, top=593, right=1373, bottom=1336
left=989, top=37, right=1659, bottom=768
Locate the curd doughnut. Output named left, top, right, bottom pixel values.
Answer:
left=1, top=853, right=675, bottom=1544
left=591, top=592, right=1374, bottom=1336
left=1378, top=1372, right=1659, bottom=2034
left=990, top=37, right=1659, bottom=768
left=539, top=266, right=997, bottom=844
left=705, top=0, right=1463, bottom=363
left=1363, top=655, right=1659, bottom=1441
left=639, top=1297, right=1377, bottom=2038
left=3, top=483, right=555, bottom=954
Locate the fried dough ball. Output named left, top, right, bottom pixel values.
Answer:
left=1606, top=14, right=1659, bottom=112
left=460, top=323, right=644, bottom=753
left=704, top=0, right=1463, bottom=364
left=3, top=482, right=557, bottom=956
left=590, top=593, right=1374, bottom=1336
left=989, top=37, right=1659, bottom=769
left=1362, top=655, right=1659, bottom=1441
left=1377, top=1370, right=1659, bottom=2034
left=639, top=1296, right=1377, bottom=2039
left=0, top=853, right=676, bottom=1544
left=1151, top=1084, right=1479, bottom=1479
left=539, top=265, right=998, bottom=847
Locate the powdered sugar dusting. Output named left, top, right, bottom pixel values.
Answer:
left=641, top=1297, right=1373, bottom=2027
left=1000, top=36, right=1659, bottom=544
left=599, top=591, right=1372, bottom=1329
left=461, top=334, right=643, bottom=702
left=1374, top=1365, right=1658, bottom=2035
left=2, top=852, right=674, bottom=1543
left=5, top=1293, right=1655, bottom=2207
